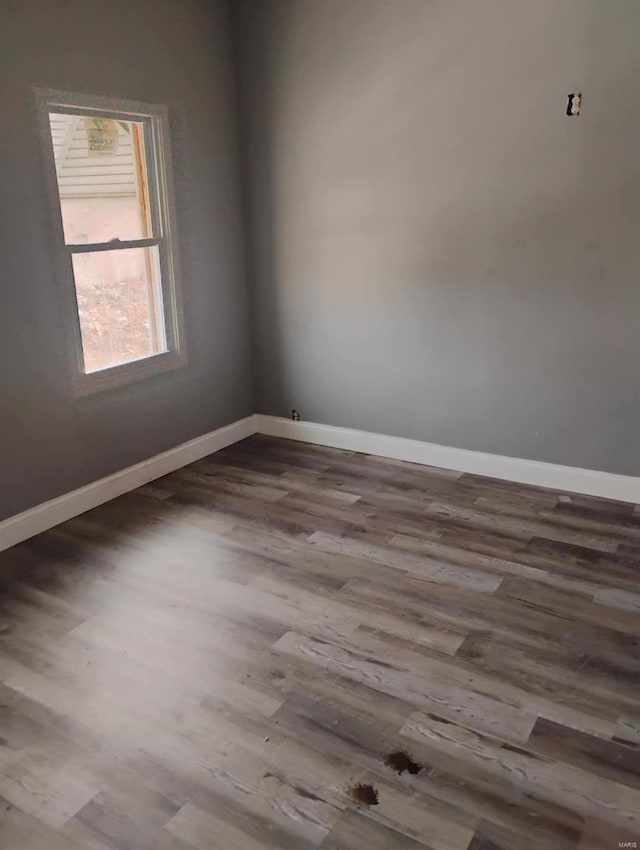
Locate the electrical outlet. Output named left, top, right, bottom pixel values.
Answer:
left=566, top=92, right=581, bottom=116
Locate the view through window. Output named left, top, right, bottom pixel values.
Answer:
left=45, top=103, right=174, bottom=374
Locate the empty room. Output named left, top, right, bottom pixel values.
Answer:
left=0, top=0, right=639, bottom=847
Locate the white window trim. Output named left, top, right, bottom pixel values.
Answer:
left=34, top=87, right=187, bottom=396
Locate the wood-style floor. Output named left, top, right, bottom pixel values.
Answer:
left=0, top=435, right=638, bottom=849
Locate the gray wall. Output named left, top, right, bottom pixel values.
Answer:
left=2, top=0, right=638, bottom=522
left=235, top=0, right=640, bottom=476
left=0, top=0, right=254, bottom=520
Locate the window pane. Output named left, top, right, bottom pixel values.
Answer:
left=48, top=112, right=152, bottom=244
left=71, top=246, right=166, bottom=373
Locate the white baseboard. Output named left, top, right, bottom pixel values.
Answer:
left=255, top=415, right=640, bottom=504
left=2, top=412, right=637, bottom=553
left=0, top=415, right=258, bottom=553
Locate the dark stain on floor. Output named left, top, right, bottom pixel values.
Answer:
left=347, top=783, right=379, bottom=806
left=384, top=750, right=422, bottom=775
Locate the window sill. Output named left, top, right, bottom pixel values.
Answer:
left=71, top=348, right=187, bottom=397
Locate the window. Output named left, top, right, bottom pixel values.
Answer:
left=36, top=89, right=185, bottom=393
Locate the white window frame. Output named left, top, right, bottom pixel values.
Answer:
left=35, top=87, right=187, bottom=395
